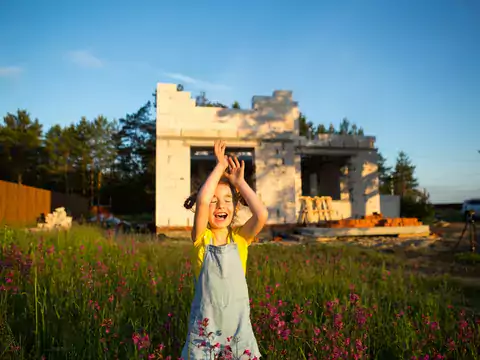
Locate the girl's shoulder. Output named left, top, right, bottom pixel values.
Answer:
left=193, top=228, right=213, bottom=247
left=231, top=226, right=253, bottom=246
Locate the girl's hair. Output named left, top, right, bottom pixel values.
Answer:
left=184, top=176, right=247, bottom=211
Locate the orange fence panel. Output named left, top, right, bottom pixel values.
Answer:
left=0, top=180, right=88, bottom=226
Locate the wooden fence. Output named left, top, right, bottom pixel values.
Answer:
left=0, top=180, right=89, bottom=225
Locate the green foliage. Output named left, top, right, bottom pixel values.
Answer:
left=339, top=117, right=350, bottom=134
left=299, top=112, right=314, bottom=138
left=0, top=86, right=161, bottom=215
left=380, top=151, right=432, bottom=221
left=400, top=190, right=436, bottom=223
left=377, top=152, right=393, bottom=195
left=392, top=151, right=419, bottom=197
left=0, top=110, right=43, bottom=184
left=299, top=115, right=365, bottom=138
left=316, top=124, right=327, bottom=134
left=454, top=252, right=480, bottom=265
left=195, top=91, right=228, bottom=108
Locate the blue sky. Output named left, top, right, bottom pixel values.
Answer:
left=1, top=0, right=479, bottom=203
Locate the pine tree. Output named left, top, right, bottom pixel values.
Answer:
left=316, top=124, right=327, bottom=134
left=377, top=152, right=393, bottom=195
left=298, top=113, right=314, bottom=138
left=328, top=123, right=336, bottom=134
left=392, top=151, right=419, bottom=197
left=339, top=118, right=350, bottom=134
left=0, top=110, right=43, bottom=184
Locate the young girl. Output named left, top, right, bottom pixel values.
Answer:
left=181, top=140, right=268, bottom=360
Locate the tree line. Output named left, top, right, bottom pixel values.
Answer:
left=0, top=100, right=156, bottom=215
left=0, top=90, right=432, bottom=220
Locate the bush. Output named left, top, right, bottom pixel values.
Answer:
left=401, top=191, right=436, bottom=223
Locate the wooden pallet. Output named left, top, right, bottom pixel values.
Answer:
left=299, top=196, right=336, bottom=224
left=314, top=196, right=335, bottom=221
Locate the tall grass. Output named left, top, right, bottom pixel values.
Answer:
left=0, top=226, right=479, bottom=359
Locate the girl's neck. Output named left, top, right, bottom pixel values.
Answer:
left=211, top=227, right=230, bottom=245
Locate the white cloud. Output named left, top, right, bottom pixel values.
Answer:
left=163, top=72, right=230, bottom=91
left=0, top=66, right=23, bottom=77
left=67, top=50, right=103, bottom=68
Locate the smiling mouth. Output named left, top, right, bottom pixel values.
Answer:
left=214, top=213, right=228, bottom=220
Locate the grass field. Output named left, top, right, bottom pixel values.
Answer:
left=1, top=226, right=479, bottom=359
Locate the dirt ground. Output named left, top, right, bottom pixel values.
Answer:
left=405, top=222, right=480, bottom=277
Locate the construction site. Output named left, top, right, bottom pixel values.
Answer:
left=155, top=82, right=430, bottom=239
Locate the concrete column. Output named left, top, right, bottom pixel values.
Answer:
left=349, top=155, right=364, bottom=218
left=255, top=141, right=297, bottom=224
left=340, top=172, right=350, bottom=200
left=362, top=151, right=381, bottom=216
left=293, top=151, right=303, bottom=223
left=349, top=151, right=380, bottom=218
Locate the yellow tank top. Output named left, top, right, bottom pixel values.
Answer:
left=192, top=227, right=252, bottom=279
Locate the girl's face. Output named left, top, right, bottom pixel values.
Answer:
left=208, top=183, right=236, bottom=229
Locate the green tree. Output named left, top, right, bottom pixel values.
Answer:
left=400, top=188, right=435, bottom=222
left=89, top=115, right=118, bottom=205
left=392, top=151, right=419, bottom=197
left=377, top=152, right=393, bottom=195
left=298, top=113, right=314, bottom=138
left=43, top=124, right=77, bottom=193
left=339, top=118, right=350, bottom=135
left=196, top=92, right=227, bottom=108
left=116, top=102, right=153, bottom=178
left=328, top=123, right=336, bottom=134
left=110, top=101, right=156, bottom=214
left=349, top=123, right=358, bottom=135
left=72, top=117, right=94, bottom=198
left=316, top=124, right=327, bottom=134
left=0, top=110, right=42, bottom=184
left=232, top=101, right=241, bottom=109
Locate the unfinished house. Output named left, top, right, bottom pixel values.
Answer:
left=155, top=83, right=399, bottom=231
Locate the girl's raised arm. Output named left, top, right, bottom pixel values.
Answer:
left=191, top=140, right=228, bottom=242
left=225, top=156, right=269, bottom=242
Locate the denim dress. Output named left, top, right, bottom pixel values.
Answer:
left=181, top=235, right=261, bottom=359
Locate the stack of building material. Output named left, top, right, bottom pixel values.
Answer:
left=323, top=213, right=422, bottom=228
left=36, top=207, right=72, bottom=230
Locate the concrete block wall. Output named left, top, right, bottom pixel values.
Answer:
left=380, top=195, right=401, bottom=218
left=331, top=200, right=352, bottom=220
left=156, top=83, right=300, bottom=138
left=155, top=139, right=192, bottom=227
left=156, top=83, right=302, bottom=228
left=332, top=195, right=400, bottom=220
